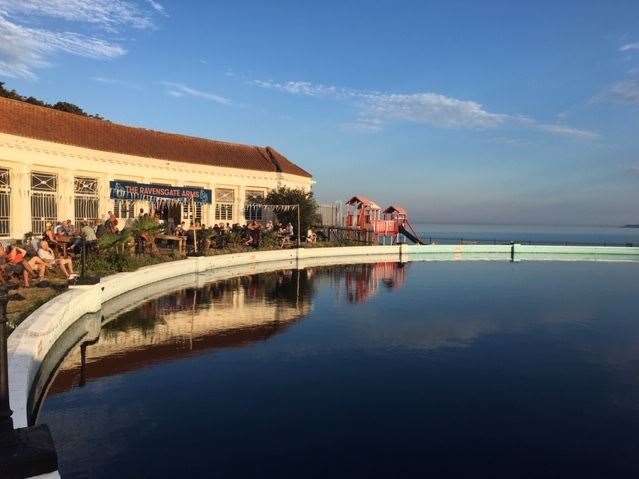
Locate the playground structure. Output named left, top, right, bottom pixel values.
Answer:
left=343, top=196, right=424, bottom=245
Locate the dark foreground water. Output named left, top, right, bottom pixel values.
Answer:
left=38, top=261, right=639, bottom=478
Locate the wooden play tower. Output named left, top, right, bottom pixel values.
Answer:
left=344, top=196, right=424, bottom=244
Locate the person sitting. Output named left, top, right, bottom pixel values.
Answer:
left=71, top=222, right=98, bottom=253
left=42, top=222, right=62, bottom=250
left=306, top=228, right=317, bottom=244
left=38, top=240, right=77, bottom=280
left=105, top=211, right=119, bottom=234
left=62, top=219, right=75, bottom=236
left=4, top=244, right=46, bottom=287
left=244, top=221, right=262, bottom=248
left=25, top=233, right=40, bottom=256
left=95, top=222, right=106, bottom=238
left=53, top=221, right=65, bottom=235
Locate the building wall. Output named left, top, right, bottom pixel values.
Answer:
left=0, top=133, right=313, bottom=239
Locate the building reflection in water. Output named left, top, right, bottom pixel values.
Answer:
left=48, top=262, right=408, bottom=394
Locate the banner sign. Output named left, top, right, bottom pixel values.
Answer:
left=110, top=180, right=212, bottom=204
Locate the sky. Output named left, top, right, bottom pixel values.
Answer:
left=0, top=0, right=638, bottom=225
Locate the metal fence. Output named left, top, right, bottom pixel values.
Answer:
left=319, top=202, right=344, bottom=227
left=414, top=236, right=637, bottom=248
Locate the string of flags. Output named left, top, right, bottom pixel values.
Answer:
left=244, top=203, right=299, bottom=211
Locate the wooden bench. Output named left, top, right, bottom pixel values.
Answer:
left=156, top=234, right=186, bottom=255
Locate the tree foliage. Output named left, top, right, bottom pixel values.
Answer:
left=263, top=187, right=320, bottom=237
left=0, top=82, right=105, bottom=120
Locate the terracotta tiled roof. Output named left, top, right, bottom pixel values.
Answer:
left=0, top=97, right=312, bottom=178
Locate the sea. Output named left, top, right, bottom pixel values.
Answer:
left=411, top=223, right=639, bottom=246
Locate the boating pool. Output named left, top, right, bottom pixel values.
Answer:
left=37, top=261, right=639, bottom=478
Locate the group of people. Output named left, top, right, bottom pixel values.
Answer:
left=0, top=208, right=321, bottom=289
left=0, top=236, right=78, bottom=288
left=0, top=217, right=103, bottom=288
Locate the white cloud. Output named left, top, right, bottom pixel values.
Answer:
left=609, top=78, right=639, bottom=105
left=533, top=123, right=600, bottom=140
left=0, top=0, right=163, bottom=79
left=0, top=0, right=155, bottom=30
left=160, top=82, right=232, bottom=106
left=0, top=16, right=125, bottom=79
left=360, top=92, right=508, bottom=128
left=251, top=77, right=597, bottom=139
left=620, top=42, right=639, bottom=52
left=145, top=0, right=168, bottom=17
left=91, top=76, right=140, bottom=89
left=250, top=79, right=346, bottom=98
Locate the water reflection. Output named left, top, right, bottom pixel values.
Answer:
left=37, top=261, right=639, bottom=479
left=49, top=262, right=407, bottom=395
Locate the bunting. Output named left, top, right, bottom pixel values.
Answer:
left=244, top=203, right=299, bottom=212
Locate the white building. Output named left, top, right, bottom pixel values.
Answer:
left=0, top=97, right=313, bottom=239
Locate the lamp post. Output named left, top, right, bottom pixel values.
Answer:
left=0, top=283, right=58, bottom=478
left=76, top=236, right=99, bottom=285
left=296, top=205, right=301, bottom=247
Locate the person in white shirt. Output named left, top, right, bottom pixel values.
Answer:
left=38, top=240, right=77, bottom=279
left=306, top=228, right=317, bottom=244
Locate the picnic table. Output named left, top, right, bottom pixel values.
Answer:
left=156, top=234, right=186, bottom=255
left=53, top=234, right=74, bottom=257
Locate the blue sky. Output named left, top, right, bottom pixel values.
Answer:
left=1, top=0, right=638, bottom=225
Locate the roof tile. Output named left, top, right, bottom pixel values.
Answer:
left=0, top=97, right=312, bottom=178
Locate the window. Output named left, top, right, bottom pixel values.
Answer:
left=184, top=186, right=203, bottom=224
left=215, top=188, right=234, bottom=221
left=31, top=172, right=57, bottom=235
left=185, top=201, right=202, bottom=224
left=244, top=190, right=265, bottom=221
left=74, top=176, right=100, bottom=225
left=0, top=169, right=10, bottom=237
left=114, top=199, right=135, bottom=219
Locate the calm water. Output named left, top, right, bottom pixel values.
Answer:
left=38, top=261, right=639, bottom=478
left=413, top=223, right=639, bottom=245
